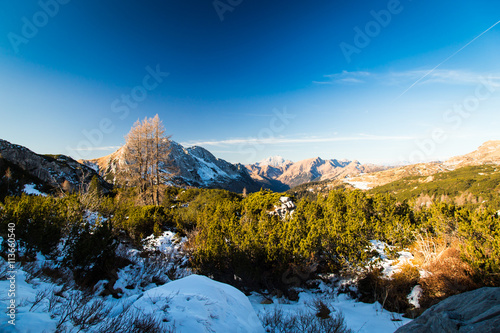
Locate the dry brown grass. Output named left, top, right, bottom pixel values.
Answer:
left=357, top=264, right=419, bottom=315
left=358, top=234, right=479, bottom=318
left=418, top=247, right=477, bottom=309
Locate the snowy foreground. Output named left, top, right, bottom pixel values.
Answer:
left=0, top=232, right=412, bottom=332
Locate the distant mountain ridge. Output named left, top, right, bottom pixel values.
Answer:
left=257, top=156, right=293, bottom=168
left=345, top=140, right=500, bottom=189
left=85, top=140, right=260, bottom=193
left=246, top=155, right=387, bottom=191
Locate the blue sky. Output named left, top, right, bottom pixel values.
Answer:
left=0, top=1, right=499, bottom=164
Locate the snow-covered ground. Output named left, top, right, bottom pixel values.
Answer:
left=22, top=184, right=47, bottom=196
left=343, top=180, right=372, bottom=190
left=0, top=235, right=414, bottom=332
left=131, top=275, right=264, bottom=332
left=368, top=240, right=414, bottom=277
left=249, top=287, right=411, bottom=333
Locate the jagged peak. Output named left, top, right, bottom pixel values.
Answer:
left=258, top=155, right=292, bottom=167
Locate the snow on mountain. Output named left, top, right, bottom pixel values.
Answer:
left=23, top=183, right=47, bottom=196
left=86, top=140, right=260, bottom=193
left=258, top=155, right=293, bottom=168
left=246, top=155, right=387, bottom=190
left=0, top=139, right=110, bottom=195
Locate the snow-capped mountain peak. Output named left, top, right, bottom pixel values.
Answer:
left=258, top=155, right=292, bottom=167
left=86, top=140, right=260, bottom=193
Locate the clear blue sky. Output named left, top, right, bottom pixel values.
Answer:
left=1, top=0, right=499, bottom=164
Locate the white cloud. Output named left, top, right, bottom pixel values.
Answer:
left=72, top=145, right=121, bottom=151
left=181, top=134, right=414, bottom=147
left=314, top=70, right=371, bottom=84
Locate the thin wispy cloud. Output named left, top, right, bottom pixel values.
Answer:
left=313, top=70, right=371, bottom=84
left=181, top=134, right=414, bottom=147
left=72, top=146, right=121, bottom=152
left=389, top=69, right=500, bottom=87
left=315, top=69, right=500, bottom=88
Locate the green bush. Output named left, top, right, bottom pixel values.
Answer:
left=63, top=221, right=118, bottom=286
left=0, top=195, right=67, bottom=256
left=124, top=205, right=169, bottom=242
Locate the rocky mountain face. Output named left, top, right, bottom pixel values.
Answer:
left=345, top=140, right=500, bottom=189
left=86, top=140, right=260, bottom=193
left=246, top=155, right=387, bottom=191
left=0, top=139, right=110, bottom=196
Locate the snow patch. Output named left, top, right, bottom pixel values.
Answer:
left=191, top=155, right=236, bottom=183
left=368, top=240, right=414, bottom=277
left=143, top=231, right=186, bottom=256
left=408, top=285, right=423, bottom=308
left=23, top=184, right=47, bottom=196
left=343, top=179, right=372, bottom=190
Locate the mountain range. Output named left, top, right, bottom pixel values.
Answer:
left=2, top=138, right=500, bottom=196
left=85, top=140, right=260, bottom=193
left=246, top=156, right=387, bottom=191
left=86, top=141, right=386, bottom=192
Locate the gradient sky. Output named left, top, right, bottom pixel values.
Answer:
left=1, top=1, right=499, bottom=165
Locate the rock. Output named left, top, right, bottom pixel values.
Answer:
left=395, top=287, right=500, bottom=333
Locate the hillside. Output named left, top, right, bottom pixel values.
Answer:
left=0, top=139, right=110, bottom=199
left=344, top=141, right=500, bottom=189
left=368, top=164, right=500, bottom=204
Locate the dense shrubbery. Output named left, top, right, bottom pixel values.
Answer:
left=0, top=178, right=499, bottom=313
left=63, top=221, right=118, bottom=286
left=0, top=194, right=79, bottom=256
left=187, top=189, right=420, bottom=291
